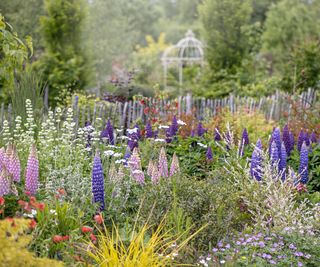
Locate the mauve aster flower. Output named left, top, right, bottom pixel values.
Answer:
left=270, top=141, right=279, bottom=168
left=25, top=144, right=39, bottom=195
left=310, top=131, right=317, bottom=143
left=272, top=128, right=282, bottom=158
left=297, top=130, right=305, bottom=152
left=10, top=146, right=21, bottom=182
left=298, top=142, right=309, bottom=184
left=145, top=121, right=153, bottom=138
left=197, top=122, right=206, bottom=137
left=92, top=151, right=105, bottom=210
left=169, top=152, right=180, bottom=176
left=279, top=142, right=287, bottom=181
left=214, top=128, right=221, bottom=141
left=241, top=128, right=249, bottom=146
left=250, top=139, right=263, bottom=181
left=0, top=169, right=10, bottom=196
left=206, top=146, right=213, bottom=160
left=158, top=147, right=168, bottom=178
left=282, top=125, right=291, bottom=155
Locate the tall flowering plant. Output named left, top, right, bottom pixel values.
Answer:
left=92, top=151, right=105, bottom=210
left=250, top=139, right=263, bottom=181
left=25, top=144, right=39, bottom=195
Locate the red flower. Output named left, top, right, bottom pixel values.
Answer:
left=36, top=202, right=46, bottom=212
left=29, top=196, right=37, bottom=204
left=143, top=107, right=150, bottom=115
left=29, top=219, right=37, bottom=229
left=140, top=100, right=146, bottom=105
left=25, top=191, right=31, bottom=196
left=90, top=233, right=97, bottom=243
left=94, top=214, right=103, bottom=225
left=62, top=235, right=70, bottom=241
left=18, top=200, right=31, bottom=212
left=0, top=197, right=4, bottom=206
left=81, top=226, right=93, bottom=233
left=52, top=235, right=64, bottom=243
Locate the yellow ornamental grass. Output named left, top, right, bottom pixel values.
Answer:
left=0, top=218, right=63, bottom=267
left=86, top=219, right=205, bottom=267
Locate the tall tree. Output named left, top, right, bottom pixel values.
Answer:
left=199, top=0, right=252, bottom=72
left=37, top=0, right=89, bottom=102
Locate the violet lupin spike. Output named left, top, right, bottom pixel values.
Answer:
left=170, top=116, right=179, bottom=137
left=304, top=131, right=310, bottom=147
left=92, top=150, right=105, bottom=210
left=250, top=139, right=263, bottom=181
left=158, top=147, right=169, bottom=178
left=145, top=121, right=153, bottom=138
left=214, top=128, right=221, bottom=141
left=272, top=127, right=282, bottom=158
left=241, top=128, right=249, bottom=146
left=297, top=129, right=304, bottom=152
left=169, top=152, right=180, bottom=176
left=310, top=131, right=317, bottom=143
left=279, top=142, right=287, bottom=181
left=298, top=142, right=309, bottom=184
left=270, top=141, right=279, bottom=169
left=206, top=146, right=213, bottom=160
left=282, top=125, right=291, bottom=155
left=25, top=144, right=39, bottom=195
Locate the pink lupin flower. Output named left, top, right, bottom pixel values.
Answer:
left=128, top=148, right=144, bottom=184
left=158, top=147, right=168, bottom=178
left=147, top=160, right=154, bottom=176
left=0, top=169, right=10, bottom=196
left=151, top=165, right=160, bottom=184
left=10, top=145, right=21, bottom=182
left=169, top=152, right=180, bottom=177
left=116, top=165, right=125, bottom=182
left=25, top=144, right=39, bottom=195
left=0, top=147, right=5, bottom=172
left=4, top=144, right=13, bottom=171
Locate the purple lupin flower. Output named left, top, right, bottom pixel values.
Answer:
left=135, top=124, right=141, bottom=140
left=190, top=129, right=195, bottom=137
left=206, top=146, right=213, bottom=160
left=242, top=128, right=249, bottom=146
left=170, top=116, right=179, bottom=137
left=101, top=119, right=114, bottom=145
left=310, top=131, right=317, bottom=143
left=127, top=128, right=139, bottom=151
left=279, top=142, right=287, bottom=181
left=197, top=122, right=206, bottom=137
left=289, top=132, right=295, bottom=153
left=145, top=121, right=153, bottom=138
left=169, top=152, right=180, bottom=176
left=0, top=169, right=10, bottom=196
left=298, top=142, right=309, bottom=184
left=25, top=144, right=39, bottom=195
left=270, top=141, right=279, bottom=169
left=165, top=128, right=173, bottom=143
left=214, top=128, right=221, bottom=141
left=84, top=121, right=93, bottom=148
left=158, top=147, right=168, bottom=178
left=297, top=130, right=305, bottom=152
left=304, top=131, right=310, bottom=147
left=10, top=145, right=21, bottom=183
left=153, top=130, right=159, bottom=139
left=272, top=127, right=282, bottom=158
left=282, top=125, right=291, bottom=155
left=250, top=139, right=263, bottom=181
left=92, top=151, right=105, bottom=210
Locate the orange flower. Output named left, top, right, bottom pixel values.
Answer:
left=58, top=188, right=67, bottom=195
left=18, top=200, right=31, bottom=212
left=62, top=235, right=70, bottom=241
left=0, top=197, right=5, bottom=206
left=29, top=196, right=37, bottom=204
left=29, top=219, right=37, bottom=229
left=94, top=214, right=103, bottom=225
left=81, top=226, right=93, bottom=233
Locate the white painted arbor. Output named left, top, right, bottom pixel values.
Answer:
left=161, top=30, right=204, bottom=91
